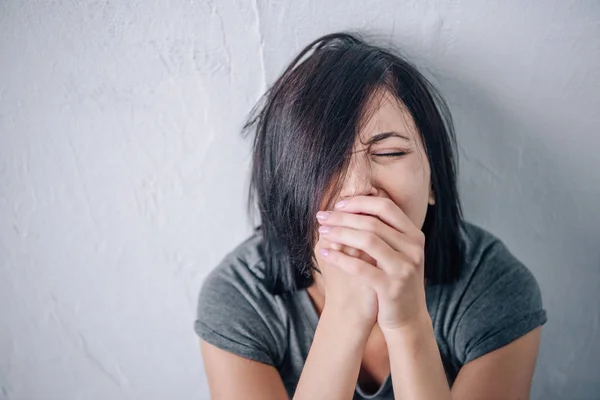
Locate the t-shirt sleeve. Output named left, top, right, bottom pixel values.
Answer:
left=452, top=239, right=548, bottom=365
left=194, top=258, right=284, bottom=367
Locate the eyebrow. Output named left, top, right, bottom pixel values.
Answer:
left=367, top=131, right=411, bottom=144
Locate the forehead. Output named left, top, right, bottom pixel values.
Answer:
left=356, top=89, right=418, bottom=144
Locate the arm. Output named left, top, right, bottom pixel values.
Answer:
left=201, top=305, right=372, bottom=400
left=451, top=326, right=542, bottom=400
left=196, top=259, right=290, bottom=400
left=383, top=313, right=452, bottom=400
left=293, top=306, right=370, bottom=400
left=200, top=339, right=289, bottom=400
left=200, top=236, right=376, bottom=400
left=200, top=305, right=371, bottom=400
left=384, top=318, right=542, bottom=400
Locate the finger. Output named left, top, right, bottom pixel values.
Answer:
left=320, top=238, right=376, bottom=265
left=319, top=225, right=405, bottom=273
left=319, top=247, right=386, bottom=290
left=330, top=242, right=343, bottom=251
left=317, top=210, right=406, bottom=252
left=333, top=196, right=418, bottom=236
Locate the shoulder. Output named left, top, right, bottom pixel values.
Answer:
left=194, top=228, right=287, bottom=366
left=447, top=221, right=548, bottom=365
left=459, top=221, right=536, bottom=285
left=201, top=227, right=272, bottom=291
left=460, top=221, right=510, bottom=265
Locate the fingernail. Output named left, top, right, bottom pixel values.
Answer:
left=319, top=248, right=330, bottom=257
left=318, top=225, right=331, bottom=234
left=316, top=211, right=330, bottom=220
left=335, top=200, right=347, bottom=209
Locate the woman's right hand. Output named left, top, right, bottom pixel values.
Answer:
left=314, top=235, right=379, bottom=330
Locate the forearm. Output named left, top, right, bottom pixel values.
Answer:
left=384, top=314, right=452, bottom=400
left=293, top=306, right=370, bottom=400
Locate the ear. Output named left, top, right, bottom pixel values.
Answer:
left=428, top=186, right=436, bottom=205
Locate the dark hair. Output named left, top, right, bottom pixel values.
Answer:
left=242, top=32, right=465, bottom=294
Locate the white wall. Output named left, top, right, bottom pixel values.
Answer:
left=1, top=1, right=598, bottom=399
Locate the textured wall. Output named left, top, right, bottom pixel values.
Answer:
left=1, top=1, right=598, bottom=399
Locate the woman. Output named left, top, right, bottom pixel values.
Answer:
left=194, top=32, right=547, bottom=399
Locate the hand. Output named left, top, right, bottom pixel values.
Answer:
left=314, top=233, right=378, bottom=330
left=316, top=196, right=429, bottom=332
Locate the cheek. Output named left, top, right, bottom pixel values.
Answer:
left=378, top=162, right=431, bottom=226
left=381, top=163, right=430, bottom=200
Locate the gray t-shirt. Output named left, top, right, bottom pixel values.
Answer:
left=194, top=221, right=547, bottom=399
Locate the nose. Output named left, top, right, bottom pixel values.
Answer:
left=338, top=157, right=379, bottom=199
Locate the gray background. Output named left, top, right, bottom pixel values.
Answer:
left=1, top=0, right=598, bottom=399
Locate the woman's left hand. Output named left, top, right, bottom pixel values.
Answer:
left=316, top=195, right=430, bottom=332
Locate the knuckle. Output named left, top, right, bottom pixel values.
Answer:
left=394, top=263, right=413, bottom=279
left=412, top=249, right=424, bottom=265
left=392, top=230, right=403, bottom=245
left=366, top=218, right=379, bottom=232
left=415, top=230, right=426, bottom=246
left=365, top=232, right=379, bottom=248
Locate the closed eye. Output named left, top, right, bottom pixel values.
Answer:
left=374, top=152, right=407, bottom=157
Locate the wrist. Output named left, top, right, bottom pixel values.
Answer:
left=321, top=302, right=375, bottom=337
left=380, top=311, right=433, bottom=341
